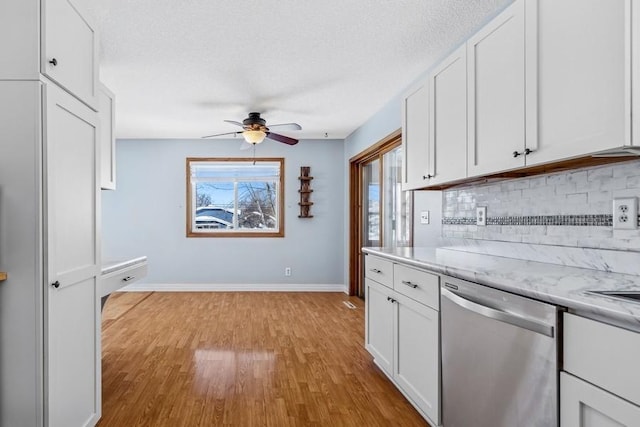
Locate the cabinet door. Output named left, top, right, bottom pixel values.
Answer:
left=402, top=81, right=430, bottom=190
left=44, top=83, right=101, bottom=427
left=561, top=373, right=640, bottom=427
left=42, top=0, right=98, bottom=110
left=365, top=279, right=395, bottom=376
left=99, top=84, right=116, bottom=190
left=529, top=0, right=631, bottom=166
left=394, top=295, right=440, bottom=425
left=429, top=45, right=467, bottom=186
left=467, top=0, right=527, bottom=176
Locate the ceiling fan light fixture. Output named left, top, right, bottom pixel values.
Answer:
left=243, top=130, right=266, bottom=144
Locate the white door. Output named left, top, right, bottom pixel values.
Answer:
left=402, top=81, right=430, bottom=190
left=394, top=295, right=440, bottom=425
left=561, top=373, right=640, bottom=427
left=365, top=279, right=394, bottom=376
left=429, top=45, right=467, bottom=185
left=467, top=0, right=527, bottom=177
left=529, top=0, right=631, bottom=165
left=44, top=83, right=101, bottom=427
left=42, top=0, right=98, bottom=109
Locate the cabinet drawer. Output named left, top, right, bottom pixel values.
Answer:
left=101, top=262, right=147, bottom=297
left=365, top=255, right=393, bottom=288
left=564, top=313, right=640, bottom=406
left=393, top=264, right=439, bottom=310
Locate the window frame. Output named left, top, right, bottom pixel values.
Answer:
left=186, top=157, right=285, bottom=238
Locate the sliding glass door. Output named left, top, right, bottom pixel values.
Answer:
left=350, top=134, right=412, bottom=297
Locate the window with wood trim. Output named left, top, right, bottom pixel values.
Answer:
left=186, top=158, right=284, bottom=237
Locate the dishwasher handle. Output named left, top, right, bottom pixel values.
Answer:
left=441, top=288, right=555, bottom=338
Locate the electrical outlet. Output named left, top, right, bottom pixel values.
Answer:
left=476, top=206, right=487, bottom=226
left=420, top=211, right=430, bottom=224
left=285, top=267, right=292, bottom=277
left=613, top=197, right=638, bottom=230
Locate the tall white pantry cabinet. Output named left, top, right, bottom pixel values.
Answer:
left=0, top=0, right=101, bottom=426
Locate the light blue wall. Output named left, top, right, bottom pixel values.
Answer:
left=102, top=138, right=345, bottom=286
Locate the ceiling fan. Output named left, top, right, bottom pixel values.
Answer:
left=202, top=112, right=301, bottom=146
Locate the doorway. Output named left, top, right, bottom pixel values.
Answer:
left=349, top=130, right=412, bottom=297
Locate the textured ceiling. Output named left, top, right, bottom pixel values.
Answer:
left=93, top=0, right=512, bottom=140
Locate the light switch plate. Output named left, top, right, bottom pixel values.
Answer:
left=420, top=211, right=430, bottom=224
left=613, top=197, right=638, bottom=230
left=476, top=206, right=487, bottom=226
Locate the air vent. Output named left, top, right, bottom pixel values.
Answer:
left=342, top=301, right=357, bottom=310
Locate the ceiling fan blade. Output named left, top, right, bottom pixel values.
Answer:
left=267, top=122, right=302, bottom=131
left=239, top=141, right=254, bottom=151
left=201, top=131, right=242, bottom=139
left=224, top=120, right=245, bottom=127
left=266, top=132, right=299, bottom=145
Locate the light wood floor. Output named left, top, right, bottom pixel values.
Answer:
left=98, top=292, right=429, bottom=427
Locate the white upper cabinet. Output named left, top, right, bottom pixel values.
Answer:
left=529, top=0, right=632, bottom=165
left=402, top=81, right=430, bottom=190
left=42, top=0, right=99, bottom=109
left=467, top=0, right=530, bottom=177
left=0, top=0, right=98, bottom=109
left=428, top=46, right=467, bottom=185
left=99, top=84, right=116, bottom=190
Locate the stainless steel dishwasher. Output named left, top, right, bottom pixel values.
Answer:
left=440, top=275, right=561, bottom=427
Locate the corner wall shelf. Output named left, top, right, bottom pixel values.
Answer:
left=0, top=272, right=7, bottom=281
left=298, top=166, right=314, bottom=218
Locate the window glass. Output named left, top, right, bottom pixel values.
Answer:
left=382, top=146, right=411, bottom=246
left=187, top=158, right=284, bottom=237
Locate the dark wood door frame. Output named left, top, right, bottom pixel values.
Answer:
left=348, top=129, right=403, bottom=297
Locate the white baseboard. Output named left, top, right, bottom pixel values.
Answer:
left=120, top=282, right=348, bottom=293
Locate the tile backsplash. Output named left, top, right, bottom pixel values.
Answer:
left=442, top=159, right=640, bottom=251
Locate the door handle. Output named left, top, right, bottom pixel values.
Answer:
left=51, top=280, right=60, bottom=288
left=441, top=288, right=554, bottom=337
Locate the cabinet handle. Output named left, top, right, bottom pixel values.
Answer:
left=422, top=174, right=434, bottom=180
left=512, top=148, right=534, bottom=158
left=122, top=276, right=135, bottom=282
left=369, top=268, right=382, bottom=274
left=51, top=280, right=60, bottom=288
left=49, top=58, right=58, bottom=66
left=401, top=280, right=418, bottom=289
left=386, top=296, right=396, bottom=303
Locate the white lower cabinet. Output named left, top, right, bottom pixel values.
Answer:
left=561, top=313, right=640, bottom=427
left=394, top=293, right=440, bottom=423
left=561, top=373, right=640, bottom=427
left=365, top=278, right=395, bottom=376
left=364, top=256, right=441, bottom=426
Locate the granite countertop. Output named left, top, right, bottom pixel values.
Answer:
left=101, top=256, right=148, bottom=276
left=363, top=246, right=640, bottom=331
